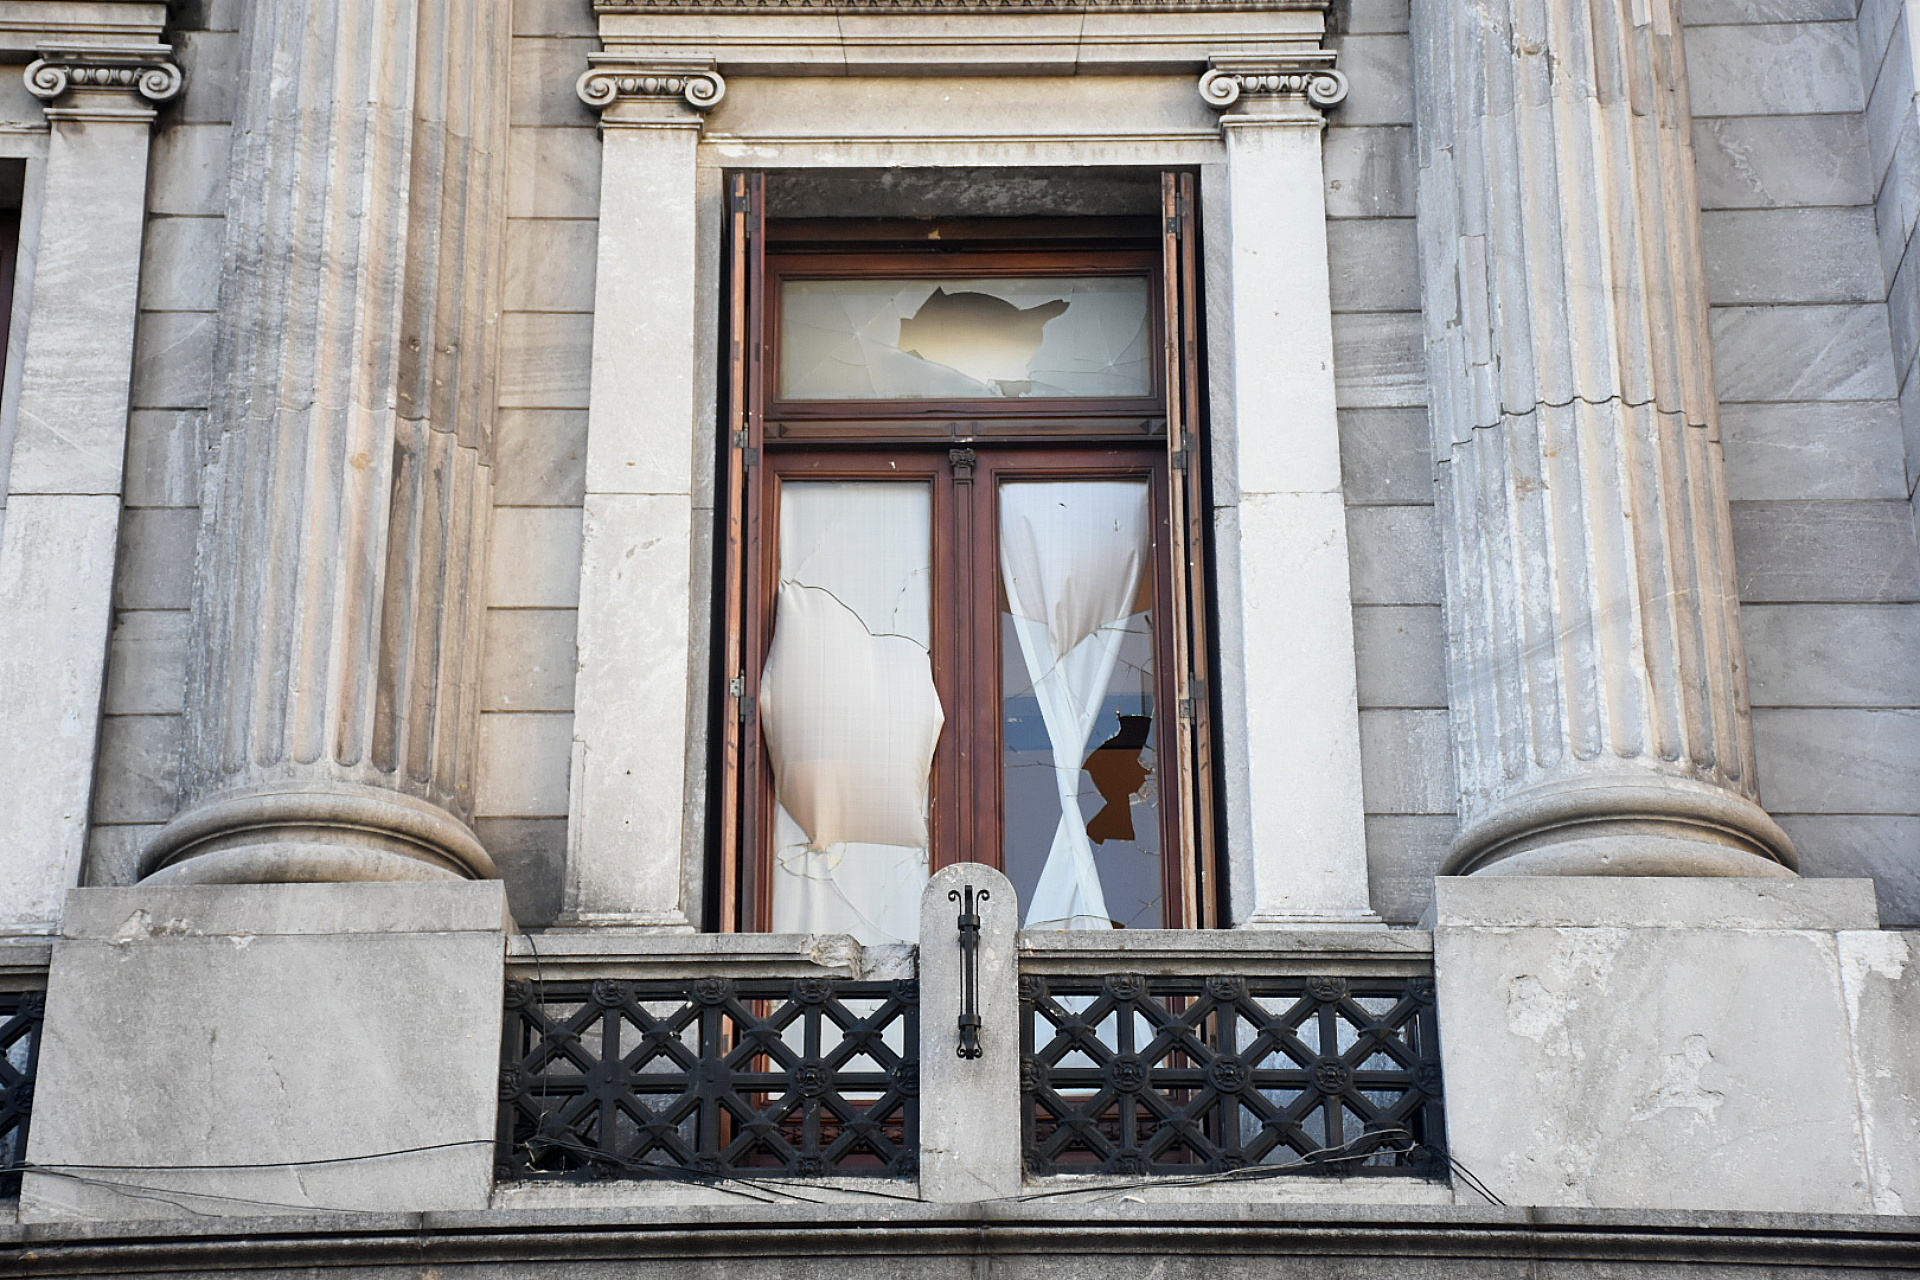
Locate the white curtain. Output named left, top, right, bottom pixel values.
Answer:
left=760, top=483, right=943, bottom=944
left=999, top=480, right=1152, bottom=931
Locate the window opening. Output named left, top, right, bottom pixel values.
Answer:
left=719, top=172, right=1214, bottom=941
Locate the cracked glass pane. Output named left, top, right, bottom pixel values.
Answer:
left=999, top=479, right=1162, bottom=930
left=761, top=480, right=941, bottom=945
left=779, top=276, right=1153, bottom=400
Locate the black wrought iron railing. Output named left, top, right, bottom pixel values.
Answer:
left=1019, top=973, right=1445, bottom=1178
left=498, top=976, right=919, bottom=1181
left=0, top=989, right=44, bottom=1198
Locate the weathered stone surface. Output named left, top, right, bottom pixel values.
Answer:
left=494, top=408, right=588, bottom=507
left=1684, top=22, right=1863, bottom=117
left=503, top=218, right=599, bottom=313
left=122, top=409, right=205, bottom=508
left=1782, top=814, right=1920, bottom=926
left=476, top=711, right=574, bottom=818
left=137, top=215, right=225, bottom=312
left=1325, top=217, right=1419, bottom=312
left=1713, top=305, right=1899, bottom=403
left=1353, top=605, right=1447, bottom=708
left=1731, top=501, right=1920, bottom=602
left=104, top=610, right=189, bottom=716
left=1358, top=709, right=1454, bottom=814
left=147, top=122, right=231, bottom=215
left=510, top=35, right=600, bottom=127
left=1434, top=877, right=1879, bottom=1213
left=1720, top=402, right=1908, bottom=501
left=498, top=311, right=595, bottom=409
left=127, top=309, right=215, bottom=409
left=507, top=125, right=602, bottom=219
left=1323, top=125, right=1415, bottom=218
left=1692, top=115, right=1872, bottom=210
left=111, top=507, right=197, bottom=610
left=1742, top=603, right=1920, bottom=706
left=1685, top=0, right=1857, bottom=22
left=1701, top=208, right=1882, bottom=305
left=474, top=816, right=567, bottom=928
left=1326, top=33, right=1413, bottom=125
left=1364, top=813, right=1455, bottom=925
left=1837, top=930, right=1920, bottom=1214
left=1345, top=504, right=1442, bottom=604
left=1338, top=407, right=1433, bottom=505
left=89, top=714, right=183, bottom=825
left=487, top=506, right=585, bottom=608
left=481, top=609, right=578, bottom=712
left=20, top=883, right=507, bottom=1221
left=1754, top=708, right=1920, bottom=813
left=1332, top=310, right=1426, bottom=408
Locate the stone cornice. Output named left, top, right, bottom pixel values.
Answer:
left=576, top=54, right=725, bottom=114
left=1198, top=52, right=1346, bottom=113
left=597, top=0, right=1322, bottom=10
left=23, top=42, right=180, bottom=119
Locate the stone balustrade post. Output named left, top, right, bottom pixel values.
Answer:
left=918, top=862, right=1021, bottom=1201
left=1411, top=0, right=1796, bottom=877
left=558, top=56, right=723, bottom=928
left=1197, top=55, right=1380, bottom=925
left=0, top=44, right=180, bottom=931
left=141, top=0, right=511, bottom=885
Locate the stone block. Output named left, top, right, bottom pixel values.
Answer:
left=1345, top=504, right=1443, bottom=604
left=1358, top=708, right=1455, bottom=814
left=494, top=407, right=587, bottom=507
left=497, top=311, right=593, bottom=409
left=128, top=310, right=216, bottom=411
left=1782, top=814, right=1920, bottom=926
left=113, top=506, right=199, bottom=610
left=1701, top=208, right=1883, bottom=305
left=1684, top=22, right=1863, bottom=117
left=1684, top=0, right=1856, bottom=22
left=1713, top=305, right=1898, bottom=404
left=171, top=31, right=239, bottom=124
left=1754, top=707, right=1920, bottom=813
left=486, top=504, right=583, bottom=608
left=1333, top=310, right=1426, bottom=409
left=476, top=711, right=574, bottom=818
left=1860, top=0, right=1903, bottom=79
left=1875, top=109, right=1920, bottom=282
left=1325, top=33, right=1413, bottom=125
left=1364, top=812, right=1455, bottom=925
left=147, top=123, right=230, bottom=216
left=1838, top=930, right=1920, bottom=1214
left=507, top=126, right=602, bottom=220
left=1693, top=115, right=1873, bottom=211
left=1731, top=500, right=1920, bottom=602
left=510, top=36, right=600, bottom=128
left=1323, top=125, right=1415, bottom=219
left=1339, top=406, right=1433, bottom=504
left=1865, top=11, right=1916, bottom=179
left=1326, top=218, right=1420, bottom=313
left=514, top=0, right=596, bottom=36
left=1891, top=242, right=1920, bottom=377
left=1341, top=0, right=1408, bottom=34
left=81, top=822, right=160, bottom=890
left=19, top=882, right=507, bottom=1221
left=1352, top=604, right=1447, bottom=708
left=1720, top=401, right=1908, bottom=501
left=1742, top=602, right=1920, bottom=706
left=137, top=216, right=225, bottom=313
left=474, top=816, right=567, bottom=928
left=88, top=713, right=182, bottom=825
left=122, top=409, right=205, bottom=509
left=481, top=607, right=578, bottom=711
left=1902, top=348, right=1920, bottom=497
left=104, top=609, right=189, bottom=715
left=1433, top=877, right=1879, bottom=1213
left=503, top=218, right=599, bottom=313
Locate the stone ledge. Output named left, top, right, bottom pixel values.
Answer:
left=59, top=882, right=511, bottom=940
left=3, top=1202, right=1919, bottom=1273
left=1019, top=927, right=1433, bottom=974
left=1431, top=876, right=1881, bottom=931
left=508, top=928, right=914, bottom=979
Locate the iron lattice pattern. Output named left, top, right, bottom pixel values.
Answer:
left=0, top=991, right=44, bottom=1198
left=499, top=977, right=918, bottom=1180
left=1021, top=974, right=1445, bottom=1177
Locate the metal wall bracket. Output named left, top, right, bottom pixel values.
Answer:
left=951, top=883, right=989, bottom=1060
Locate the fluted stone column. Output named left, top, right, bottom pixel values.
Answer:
left=142, top=0, right=511, bottom=885
left=1412, top=0, right=1796, bottom=877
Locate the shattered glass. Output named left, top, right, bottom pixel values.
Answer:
left=779, top=276, right=1153, bottom=401
left=760, top=481, right=942, bottom=945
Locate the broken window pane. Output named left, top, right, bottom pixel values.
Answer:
left=998, top=479, right=1162, bottom=930
left=779, top=276, right=1153, bottom=400
left=761, top=481, right=942, bottom=944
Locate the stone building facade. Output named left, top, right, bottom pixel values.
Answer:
left=0, top=0, right=1917, bottom=1273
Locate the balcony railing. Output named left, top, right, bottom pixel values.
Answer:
left=0, top=988, right=44, bottom=1198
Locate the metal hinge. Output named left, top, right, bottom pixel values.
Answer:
left=729, top=675, right=745, bottom=698
left=729, top=187, right=754, bottom=214
left=1170, top=446, right=1189, bottom=473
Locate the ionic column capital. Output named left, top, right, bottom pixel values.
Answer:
left=25, top=44, right=181, bottom=123
left=577, top=54, right=724, bottom=126
left=1198, top=53, right=1347, bottom=119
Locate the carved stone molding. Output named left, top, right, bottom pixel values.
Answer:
left=1198, top=53, right=1347, bottom=113
left=598, top=0, right=1323, bottom=9
left=24, top=44, right=181, bottom=116
left=577, top=55, right=725, bottom=114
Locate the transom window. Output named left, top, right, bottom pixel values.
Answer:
left=717, top=174, right=1215, bottom=942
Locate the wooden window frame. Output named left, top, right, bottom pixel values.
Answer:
left=718, top=171, right=1217, bottom=933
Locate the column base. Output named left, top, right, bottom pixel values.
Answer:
left=1444, top=776, right=1797, bottom=879
left=141, top=781, right=498, bottom=885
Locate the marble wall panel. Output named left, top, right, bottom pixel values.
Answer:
left=506, top=127, right=602, bottom=220
left=146, top=124, right=230, bottom=217
left=1338, top=407, right=1433, bottom=504
left=497, top=311, right=593, bottom=409
left=103, top=611, right=188, bottom=716
left=1783, top=814, right=1920, bottom=924
left=88, top=714, right=181, bottom=826
left=1755, top=707, right=1920, bottom=813
left=137, top=216, right=225, bottom=313
left=1344, top=504, right=1443, bottom=604
left=1363, top=812, right=1455, bottom=924
left=127, top=311, right=216, bottom=411
left=476, top=711, right=574, bottom=818
left=1332, top=311, right=1426, bottom=408
left=1685, top=22, right=1864, bottom=118
left=473, top=816, right=567, bottom=927
left=1731, top=500, right=1920, bottom=601
left=1324, top=33, right=1413, bottom=126
left=1713, top=304, right=1898, bottom=403
left=1341, top=0, right=1409, bottom=35
left=481, top=608, right=579, bottom=712
left=170, top=31, right=239, bottom=124
left=1358, top=708, right=1455, bottom=814
left=1322, top=125, right=1415, bottom=218
left=1721, top=401, right=1908, bottom=500
left=111, top=508, right=197, bottom=611
left=503, top=218, right=598, bottom=313
left=1693, top=115, right=1873, bottom=211
left=510, top=36, right=599, bottom=128
left=1325, top=217, right=1420, bottom=312
left=486, top=505, right=585, bottom=608
left=1702, top=208, right=1883, bottom=305
left=1352, top=605, right=1447, bottom=708
left=1744, top=603, right=1920, bottom=707
left=494, top=408, right=587, bottom=507
left=121, top=410, right=204, bottom=509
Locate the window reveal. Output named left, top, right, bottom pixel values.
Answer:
left=719, top=173, right=1215, bottom=941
